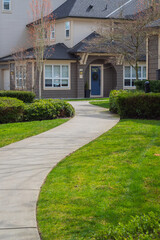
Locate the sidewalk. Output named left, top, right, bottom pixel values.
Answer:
left=0, top=101, right=119, bottom=240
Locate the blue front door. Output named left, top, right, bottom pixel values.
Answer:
left=91, top=66, right=101, bottom=96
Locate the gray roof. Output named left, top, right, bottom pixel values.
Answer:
left=49, top=0, right=147, bottom=20
left=0, top=43, right=77, bottom=62
left=146, top=18, right=160, bottom=28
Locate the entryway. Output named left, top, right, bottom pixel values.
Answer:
left=90, top=65, right=103, bottom=97
left=3, top=69, right=10, bottom=90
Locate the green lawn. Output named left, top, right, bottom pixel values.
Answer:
left=90, top=99, right=110, bottom=109
left=37, top=119, right=160, bottom=240
left=0, top=119, right=68, bottom=148
left=66, top=98, right=109, bottom=101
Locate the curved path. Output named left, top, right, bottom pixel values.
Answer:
left=0, top=101, right=119, bottom=240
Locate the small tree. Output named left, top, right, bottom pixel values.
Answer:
left=90, top=0, right=160, bottom=81
left=28, top=0, right=54, bottom=99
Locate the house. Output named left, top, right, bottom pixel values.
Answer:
left=146, top=18, right=160, bottom=80
left=0, top=0, right=148, bottom=98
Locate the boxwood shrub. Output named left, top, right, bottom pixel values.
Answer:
left=0, top=97, right=25, bottom=124
left=24, top=99, right=75, bottom=121
left=95, top=212, right=160, bottom=240
left=0, top=91, right=35, bottom=103
left=135, top=80, right=160, bottom=93
left=116, top=92, right=160, bottom=119
left=109, top=90, right=129, bottom=113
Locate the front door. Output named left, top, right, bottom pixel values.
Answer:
left=91, top=66, right=101, bottom=96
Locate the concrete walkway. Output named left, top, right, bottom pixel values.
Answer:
left=0, top=101, right=119, bottom=240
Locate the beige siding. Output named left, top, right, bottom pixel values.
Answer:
left=0, top=0, right=66, bottom=58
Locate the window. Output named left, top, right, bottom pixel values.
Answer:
left=65, top=22, right=70, bottom=38
left=15, top=65, right=26, bottom=89
left=124, top=65, right=146, bottom=87
left=51, top=25, right=55, bottom=39
left=3, top=0, right=11, bottom=11
left=45, top=64, right=70, bottom=88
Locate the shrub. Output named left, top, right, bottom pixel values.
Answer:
left=0, top=97, right=24, bottom=124
left=24, top=99, right=75, bottom=121
left=135, top=80, right=160, bottom=93
left=109, top=90, right=129, bottom=113
left=116, top=92, right=160, bottom=119
left=95, top=212, right=160, bottom=240
left=0, top=91, right=35, bottom=103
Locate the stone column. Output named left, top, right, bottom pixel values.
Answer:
left=77, top=64, right=85, bottom=98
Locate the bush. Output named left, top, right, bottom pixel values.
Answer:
left=0, top=97, right=24, bottom=124
left=95, top=212, right=160, bottom=240
left=109, top=90, right=129, bottom=113
left=135, top=80, right=160, bottom=93
left=0, top=91, right=35, bottom=103
left=116, top=92, right=160, bottom=119
left=24, top=99, right=75, bottom=121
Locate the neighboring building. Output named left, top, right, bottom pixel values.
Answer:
left=146, top=18, right=160, bottom=80
left=0, top=0, right=147, bottom=98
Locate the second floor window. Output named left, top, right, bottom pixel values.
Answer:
left=51, top=25, right=55, bottom=39
left=3, top=0, right=11, bottom=11
left=15, top=65, right=26, bottom=89
left=65, top=22, right=70, bottom=38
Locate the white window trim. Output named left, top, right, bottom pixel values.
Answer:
left=123, top=65, right=146, bottom=89
left=2, top=0, right=11, bottom=12
left=89, top=64, right=104, bottom=98
left=44, top=63, right=71, bottom=90
left=65, top=21, right=70, bottom=39
left=50, top=24, right=56, bottom=40
left=15, top=64, right=27, bottom=89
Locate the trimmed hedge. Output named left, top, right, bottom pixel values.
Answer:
left=116, top=92, right=160, bottom=119
left=95, top=212, right=160, bottom=240
left=0, top=97, right=24, bottom=124
left=24, top=99, right=75, bottom=121
left=109, top=90, right=129, bottom=113
left=0, top=91, right=35, bottom=103
left=135, top=80, right=160, bottom=93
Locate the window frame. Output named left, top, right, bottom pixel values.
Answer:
left=44, top=64, right=70, bottom=90
left=50, top=24, right=55, bottom=40
left=123, top=65, right=146, bottom=89
left=2, top=0, right=11, bottom=12
left=65, top=21, right=70, bottom=39
left=15, top=64, right=27, bottom=89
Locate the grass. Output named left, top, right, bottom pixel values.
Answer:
left=90, top=99, right=110, bottom=109
left=37, top=119, right=160, bottom=240
left=0, top=119, right=68, bottom=148
left=66, top=98, right=109, bottom=101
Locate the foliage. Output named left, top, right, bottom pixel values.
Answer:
left=116, top=92, right=160, bottom=119
left=135, top=80, right=160, bottom=93
left=95, top=212, right=160, bottom=240
left=109, top=90, right=128, bottom=113
left=0, top=119, right=68, bottom=148
left=24, top=99, right=75, bottom=121
left=0, top=97, right=24, bottom=124
left=0, top=91, right=35, bottom=103
left=37, top=119, right=160, bottom=240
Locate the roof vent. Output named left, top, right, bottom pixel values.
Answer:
left=87, top=5, right=93, bottom=12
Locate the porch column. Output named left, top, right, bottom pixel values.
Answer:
left=77, top=64, right=85, bottom=98
left=114, top=65, right=124, bottom=90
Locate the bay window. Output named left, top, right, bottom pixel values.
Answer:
left=124, top=65, right=146, bottom=87
left=45, top=64, right=70, bottom=89
left=15, top=65, right=26, bottom=89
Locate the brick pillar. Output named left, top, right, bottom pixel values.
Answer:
left=114, top=65, right=123, bottom=90
left=10, top=63, right=15, bottom=90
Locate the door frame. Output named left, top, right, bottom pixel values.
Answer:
left=89, top=64, right=104, bottom=97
